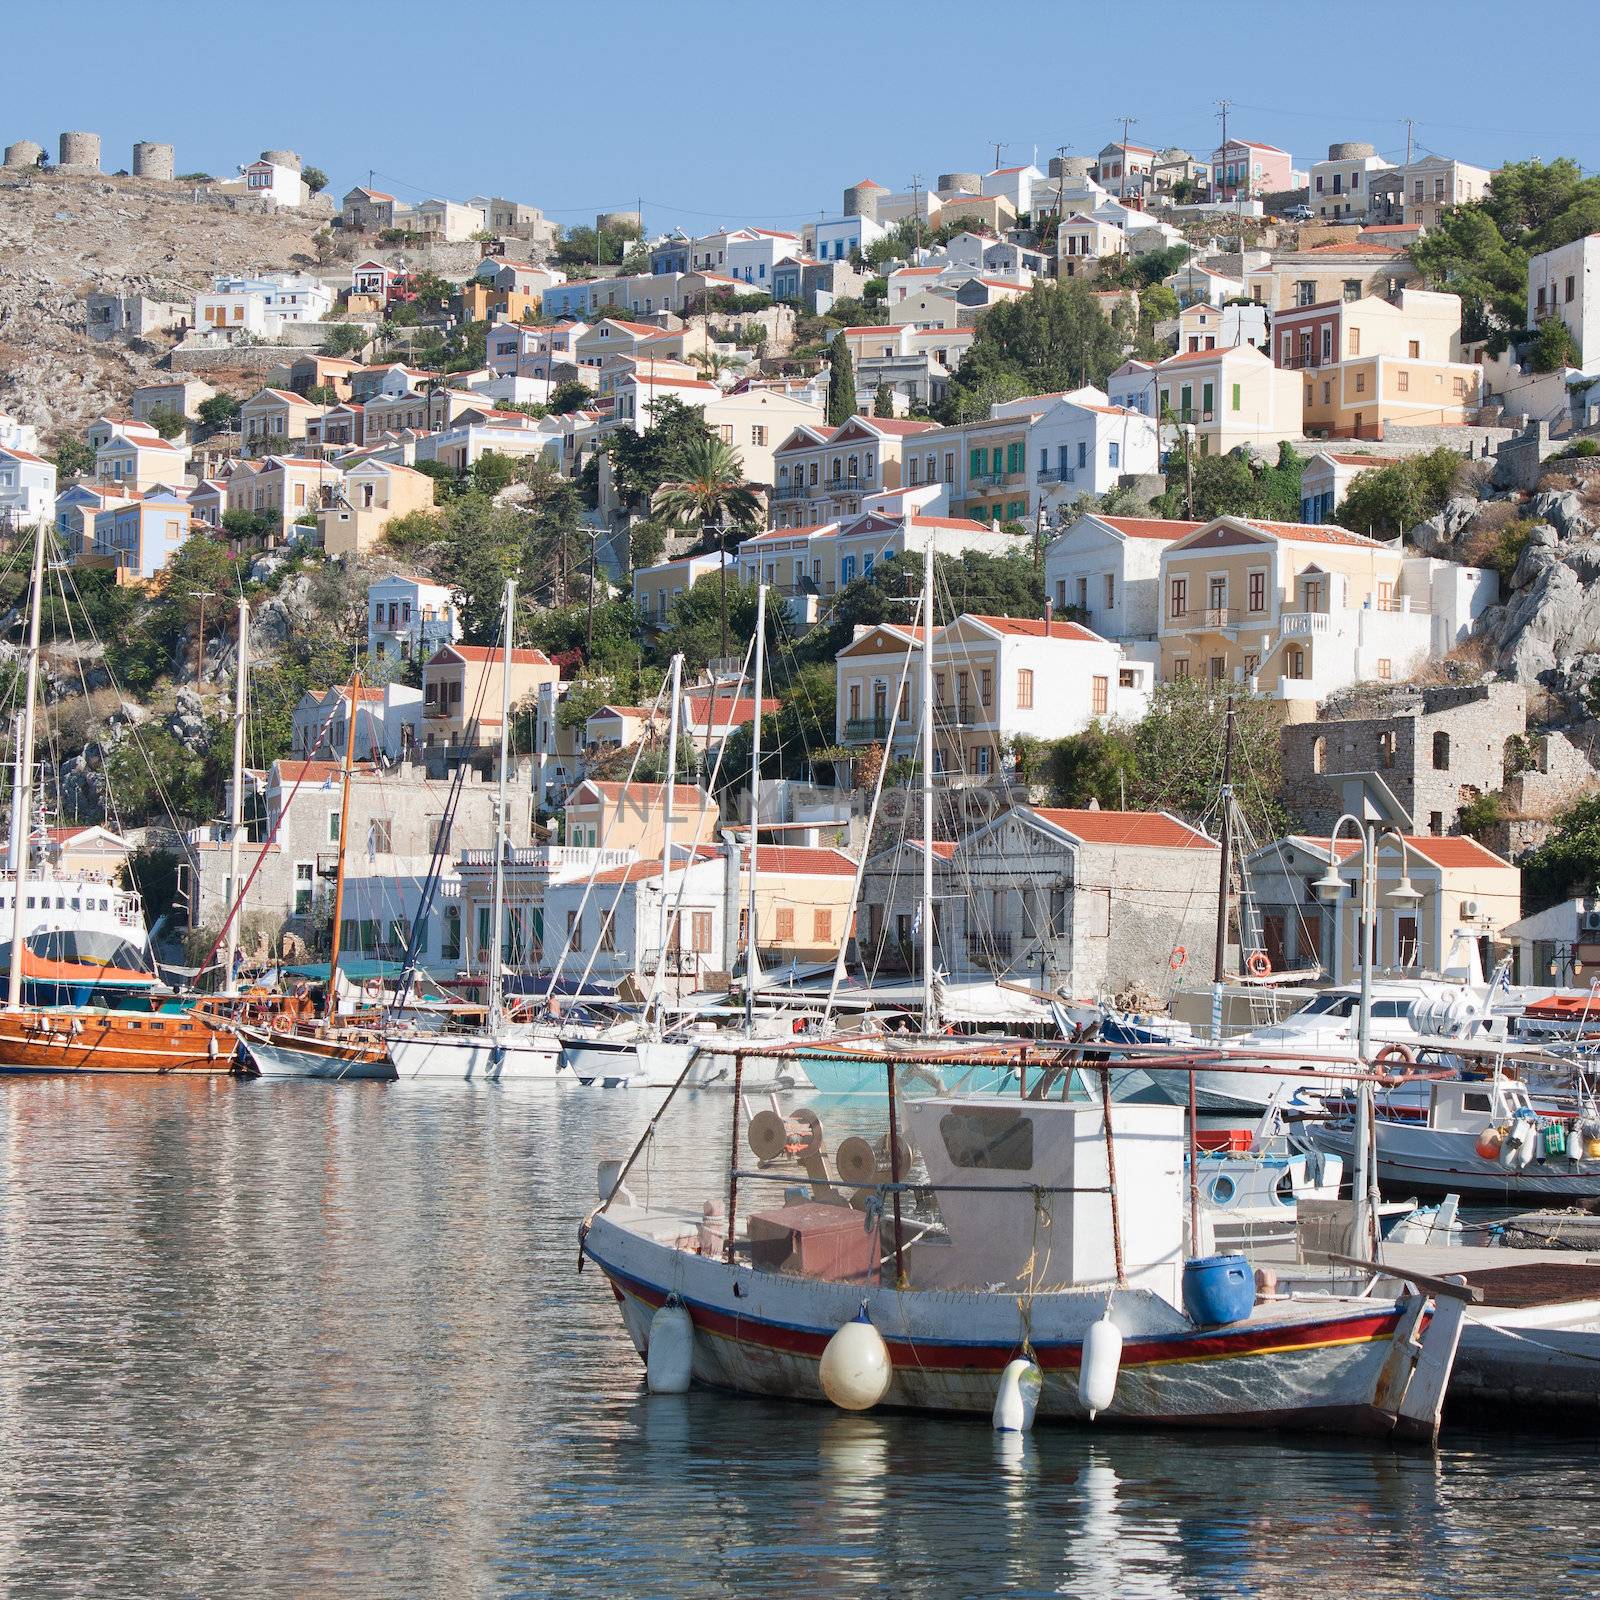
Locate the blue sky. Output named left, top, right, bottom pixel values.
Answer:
left=8, top=1, right=1598, bottom=232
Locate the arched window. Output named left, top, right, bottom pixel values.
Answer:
left=1313, top=735, right=1326, bottom=773
left=1432, top=731, right=1450, bottom=771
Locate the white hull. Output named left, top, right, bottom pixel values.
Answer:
left=581, top=1209, right=1461, bottom=1438
left=238, top=1031, right=394, bottom=1082
left=390, top=1028, right=564, bottom=1081
left=1305, top=1120, right=1600, bottom=1201
left=683, top=1043, right=815, bottom=1092
left=565, top=1036, right=700, bottom=1088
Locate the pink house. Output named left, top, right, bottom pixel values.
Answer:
left=1209, top=139, right=1292, bottom=200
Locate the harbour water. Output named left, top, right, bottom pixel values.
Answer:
left=0, top=1077, right=1596, bottom=1599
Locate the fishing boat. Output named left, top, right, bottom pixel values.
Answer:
left=1302, top=1075, right=1600, bottom=1201
left=387, top=582, right=563, bottom=1082
left=582, top=1075, right=1464, bottom=1438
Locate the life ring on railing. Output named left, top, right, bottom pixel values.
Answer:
left=362, top=977, right=383, bottom=1002
left=1169, top=947, right=1188, bottom=971
left=1246, top=950, right=1271, bottom=977
left=292, top=980, right=310, bottom=999
left=1375, top=1043, right=1415, bottom=1072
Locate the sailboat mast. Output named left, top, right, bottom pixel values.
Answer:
left=6, top=517, right=48, bottom=1013
left=1212, top=692, right=1237, bottom=988
left=744, top=584, right=767, bottom=1032
left=488, top=579, right=516, bottom=1036
left=650, top=653, right=684, bottom=1021
left=921, top=537, right=936, bottom=1034
left=223, top=598, right=249, bottom=995
left=323, top=671, right=362, bottom=1024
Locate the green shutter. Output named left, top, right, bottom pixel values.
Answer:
left=1232, top=383, right=1242, bottom=411
left=991, top=446, right=1003, bottom=475
left=969, top=446, right=985, bottom=477
left=1202, top=381, right=1214, bottom=415
left=1180, top=384, right=1192, bottom=418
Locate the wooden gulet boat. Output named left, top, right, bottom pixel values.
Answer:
left=0, top=517, right=241, bottom=1076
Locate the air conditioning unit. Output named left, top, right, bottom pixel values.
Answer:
left=1580, top=909, right=1600, bottom=934
left=1460, top=898, right=1482, bottom=920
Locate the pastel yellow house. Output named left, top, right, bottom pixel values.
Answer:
left=421, top=644, right=561, bottom=756
left=1245, top=242, right=1419, bottom=311
left=318, top=459, right=436, bottom=556
left=739, top=844, right=858, bottom=965
left=631, top=551, right=727, bottom=628
left=1157, top=515, right=1428, bottom=700
left=560, top=779, right=720, bottom=855
left=1152, top=345, right=1303, bottom=454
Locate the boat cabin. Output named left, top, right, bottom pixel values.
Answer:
left=1427, top=1077, right=1531, bottom=1133
left=897, top=1095, right=1185, bottom=1299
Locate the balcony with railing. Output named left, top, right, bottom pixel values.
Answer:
left=844, top=715, right=892, bottom=743
left=1036, top=465, right=1077, bottom=484
left=772, top=483, right=813, bottom=501
left=1167, top=604, right=1264, bottom=632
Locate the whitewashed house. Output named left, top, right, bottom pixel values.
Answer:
left=0, top=445, right=57, bottom=531
left=291, top=682, right=424, bottom=764
left=1028, top=395, right=1159, bottom=512
left=1045, top=513, right=1203, bottom=643
left=367, top=575, right=461, bottom=665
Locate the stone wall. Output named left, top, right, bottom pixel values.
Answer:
left=1281, top=681, right=1527, bottom=835
left=1490, top=727, right=1600, bottom=858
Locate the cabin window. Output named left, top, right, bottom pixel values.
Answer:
left=939, top=1108, right=1034, bottom=1171
left=1463, top=1091, right=1491, bottom=1113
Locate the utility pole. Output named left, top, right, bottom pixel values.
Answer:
left=586, top=527, right=599, bottom=654
left=1401, top=118, right=1416, bottom=221
left=992, top=140, right=1005, bottom=172
left=1216, top=99, right=1231, bottom=190
left=1117, top=114, right=1138, bottom=152
left=910, top=173, right=923, bottom=256
left=190, top=590, right=215, bottom=691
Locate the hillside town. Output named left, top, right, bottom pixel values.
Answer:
left=6, top=122, right=1600, bottom=1003
left=13, top=19, right=1600, bottom=1584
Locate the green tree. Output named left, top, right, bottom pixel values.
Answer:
left=469, top=450, right=521, bottom=497
left=197, top=393, right=241, bottom=430
left=143, top=406, right=188, bottom=439
left=1530, top=312, right=1582, bottom=373
left=1522, top=791, right=1600, bottom=911
left=940, top=281, right=1125, bottom=424
left=654, top=574, right=766, bottom=674
left=1154, top=439, right=1307, bottom=522
left=1334, top=447, right=1463, bottom=537
left=302, top=166, right=329, bottom=194
left=323, top=323, right=369, bottom=357
left=407, top=271, right=454, bottom=314
left=52, top=437, right=96, bottom=480
left=1127, top=681, right=1290, bottom=841
left=873, top=381, right=896, bottom=418
left=547, top=379, right=590, bottom=415
left=651, top=434, right=761, bottom=660
left=827, top=331, right=857, bottom=426
left=1046, top=723, right=1141, bottom=809
left=604, top=395, right=720, bottom=509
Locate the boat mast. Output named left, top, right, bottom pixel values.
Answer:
left=6, top=517, right=48, bottom=1014
left=322, top=670, right=362, bottom=1025
left=744, top=584, right=766, bottom=1033
left=921, top=536, right=936, bottom=1034
left=647, top=653, right=684, bottom=1027
left=488, top=579, right=516, bottom=1038
left=1211, top=692, right=1237, bottom=1039
left=223, top=597, right=249, bottom=996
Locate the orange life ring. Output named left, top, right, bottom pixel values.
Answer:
left=1375, top=1043, right=1414, bottom=1071
left=1169, top=947, right=1187, bottom=970
left=1246, top=950, right=1271, bottom=977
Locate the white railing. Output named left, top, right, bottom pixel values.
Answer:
left=1279, top=611, right=1331, bottom=636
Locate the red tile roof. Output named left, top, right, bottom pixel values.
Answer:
left=1404, top=836, right=1513, bottom=870
left=683, top=695, right=780, bottom=729
left=1238, top=518, right=1385, bottom=549
left=1326, top=453, right=1402, bottom=467
left=863, top=417, right=941, bottom=436
left=1098, top=516, right=1205, bottom=540
left=962, top=615, right=1103, bottom=642
left=907, top=515, right=998, bottom=533
left=1031, top=808, right=1217, bottom=850
left=909, top=838, right=958, bottom=860
left=436, top=645, right=553, bottom=666
left=744, top=845, right=857, bottom=876
left=1301, top=242, right=1404, bottom=257
left=575, top=781, right=713, bottom=803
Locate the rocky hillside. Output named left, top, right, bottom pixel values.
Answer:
left=0, top=167, right=330, bottom=441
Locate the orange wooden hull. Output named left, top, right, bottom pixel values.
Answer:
left=0, top=1009, right=241, bottom=1074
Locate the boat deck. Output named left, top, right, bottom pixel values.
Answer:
left=1375, top=1242, right=1600, bottom=1310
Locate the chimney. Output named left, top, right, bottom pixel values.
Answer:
left=1043, top=598, right=1053, bottom=637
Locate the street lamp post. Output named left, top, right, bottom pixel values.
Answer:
left=1312, top=815, right=1422, bottom=1259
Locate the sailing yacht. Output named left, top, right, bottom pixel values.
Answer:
left=233, top=666, right=394, bottom=1081
left=388, top=581, right=563, bottom=1081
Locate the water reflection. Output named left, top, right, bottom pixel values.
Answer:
left=0, top=1077, right=1594, bottom=1598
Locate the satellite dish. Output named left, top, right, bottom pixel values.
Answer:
left=747, top=1110, right=788, bottom=1163
left=835, top=1136, right=878, bottom=1187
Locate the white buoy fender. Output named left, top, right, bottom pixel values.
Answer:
left=646, top=1301, right=695, bottom=1394
left=819, top=1311, right=892, bottom=1411
left=1570, top=1128, right=1586, bottom=1163
left=1078, top=1316, right=1123, bottom=1420
left=992, top=1357, right=1042, bottom=1432
left=1508, top=1120, right=1537, bottom=1171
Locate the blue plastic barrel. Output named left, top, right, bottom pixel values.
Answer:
left=1182, top=1254, right=1256, bottom=1327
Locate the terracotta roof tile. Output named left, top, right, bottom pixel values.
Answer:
left=1096, top=516, right=1205, bottom=540
left=1030, top=808, right=1218, bottom=850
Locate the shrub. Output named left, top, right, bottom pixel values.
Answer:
left=1458, top=791, right=1505, bottom=841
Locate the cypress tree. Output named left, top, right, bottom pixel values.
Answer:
left=827, top=330, right=856, bottom=426
left=873, top=381, right=895, bottom=418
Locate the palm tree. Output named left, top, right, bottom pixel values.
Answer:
left=652, top=435, right=761, bottom=661
left=689, top=349, right=736, bottom=383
